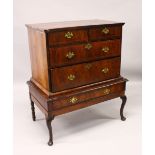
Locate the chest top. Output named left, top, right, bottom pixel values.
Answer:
left=26, top=19, right=124, bottom=31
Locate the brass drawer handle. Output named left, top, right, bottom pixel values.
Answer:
left=65, top=32, right=74, bottom=39
left=70, top=97, right=78, bottom=104
left=68, top=74, right=75, bottom=81
left=103, top=88, right=110, bottom=95
left=66, top=51, right=75, bottom=59
left=102, top=68, right=109, bottom=73
left=102, top=47, right=110, bottom=53
left=102, top=27, right=109, bottom=34
left=85, top=43, right=92, bottom=50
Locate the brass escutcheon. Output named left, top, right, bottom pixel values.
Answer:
left=85, top=64, right=92, bottom=69
left=85, top=43, right=92, bottom=50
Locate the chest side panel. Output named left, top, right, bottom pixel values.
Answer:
left=27, top=28, right=49, bottom=91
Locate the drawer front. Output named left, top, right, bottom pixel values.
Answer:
left=51, top=57, right=120, bottom=92
left=52, top=81, right=125, bottom=110
left=49, top=39, right=121, bottom=67
left=48, top=29, right=88, bottom=46
left=89, top=25, right=122, bottom=40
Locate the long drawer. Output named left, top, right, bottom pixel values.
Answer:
left=52, top=79, right=126, bottom=110
left=51, top=57, right=121, bottom=92
left=49, top=39, right=121, bottom=68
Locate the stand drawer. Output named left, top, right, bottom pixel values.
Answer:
left=52, top=80, right=126, bottom=110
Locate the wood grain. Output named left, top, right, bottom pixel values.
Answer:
left=52, top=81, right=125, bottom=110
left=51, top=92, right=125, bottom=116
left=49, top=39, right=121, bottom=68
left=48, top=29, right=88, bottom=46
left=89, top=25, right=122, bottom=41
left=51, top=57, right=121, bottom=92
left=27, top=28, right=49, bottom=90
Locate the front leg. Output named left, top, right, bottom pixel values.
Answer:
left=120, top=95, right=127, bottom=121
left=46, top=116, right=54, bottom=146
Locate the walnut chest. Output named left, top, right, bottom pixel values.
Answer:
left=26, top=19, right=128, bottom=146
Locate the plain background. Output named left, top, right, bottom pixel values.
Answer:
left=13, top=0, right=141, bottom=155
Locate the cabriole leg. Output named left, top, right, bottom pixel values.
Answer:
left=46, top=116, right=54, bottom=146
left=120, top=95, right=127, bottom=121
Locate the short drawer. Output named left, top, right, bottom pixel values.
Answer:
left=89, top=25, right=122, bottom=40
left=49, top=39, right=121, bottom=67
left=52, top=80, right=125, bottom=110
left=51, top=57, right=120, bottom=92
left=48, top=29, right=88, bottom=46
